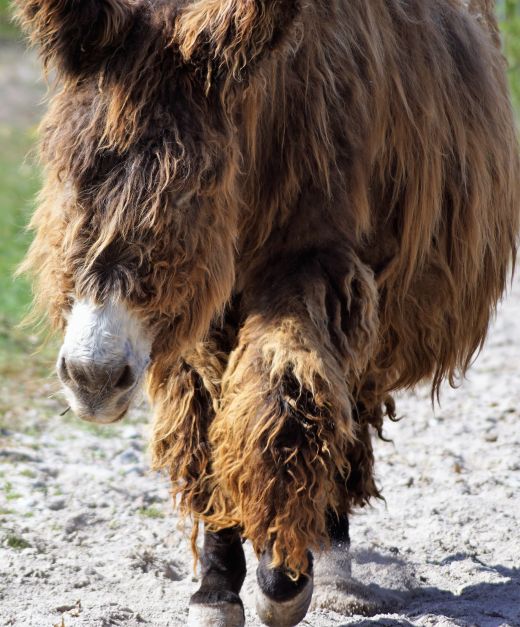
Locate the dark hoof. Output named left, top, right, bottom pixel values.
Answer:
left=256, top=577, right=313, bottom=627
left=188, top=590, right=245, bottom=627
left=256, top=552, right=314, bottom=627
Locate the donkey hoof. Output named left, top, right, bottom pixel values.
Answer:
left=256, top=577, right=313, bottom=627
left=188, top=590, right=245, bottom=627
left=255, top=552, right=314, bottom=627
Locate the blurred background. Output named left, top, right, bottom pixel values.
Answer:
left=0, top=0, right=48, bottom=398
left=0, top=0, right=519, bottom=393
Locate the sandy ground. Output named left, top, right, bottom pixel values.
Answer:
left=1, top=45, right=519, bottom=627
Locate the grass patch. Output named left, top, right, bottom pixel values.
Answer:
left=499, top=1, right=520, bottom=120
left=5, top=533, right=31, bottom=550
left=0, top=126, right=38, bottom=319
left=0, top=123, right=57, bottom=391
left=0, top=0, right=19, bottom=42
left=138, top=506, right=164, bottom=519
left=3, top=480, right=22, bottom=500
left=20, top=468, right=36, bottom=479
left=0, top=125, right=48, bottom=379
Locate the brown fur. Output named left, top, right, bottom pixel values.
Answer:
left=16, top=0, right=519, bottom=575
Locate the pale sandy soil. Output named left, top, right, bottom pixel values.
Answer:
left=0, top=44, right=519, bottom=627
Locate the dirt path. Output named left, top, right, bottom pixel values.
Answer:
left=1, top=44, right=519, bottom=627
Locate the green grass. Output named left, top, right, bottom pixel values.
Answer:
left=500, top=4, right=520, bottom=117
left=0, top=125, right=44, bottom=377
left=0, top=0, right=19, bottom=41
left=19, top=468, right=36, bottom=478
left=3, top=480, right=22, bottom=500
left=5, top=533, right=31, bottom=550
left=138, top=506, right=165, bottom=519
left=0, top=6, right=47, bottom=380
left=0, top=127, right=38, bottom=319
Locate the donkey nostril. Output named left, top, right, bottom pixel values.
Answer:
left=114, top=365, right=135, bottom=391
left=58, top=354, right=136, bottom=396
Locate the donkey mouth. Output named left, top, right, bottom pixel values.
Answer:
left=58, top=362, right=143, bottom=425
left=76, top=405, right=131, bottom=425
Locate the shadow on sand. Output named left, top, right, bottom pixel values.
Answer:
left=336, top=550, right=520, bottom=627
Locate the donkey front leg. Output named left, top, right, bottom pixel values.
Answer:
left=312, top=512, right=355, bottom=613
left=208, top=248, right=379, bottom=626
left=188, top=527, right=247, bottom=627
left=255, top=512, right=350, bottom=627
left=148, top=326, right=246, bottom=625
left=312, top=464, right=392, bottom=617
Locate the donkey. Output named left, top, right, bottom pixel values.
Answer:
left=16, top=0, right=519, bottom=625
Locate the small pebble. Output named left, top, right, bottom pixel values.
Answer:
left=64, top=513, right=91, bottom=534
left=114, top=449, right=140, bottom=465
left=48, top=498, right=66, bottom=511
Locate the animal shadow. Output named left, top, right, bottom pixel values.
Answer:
left=336, top=549, right=520, bottom=627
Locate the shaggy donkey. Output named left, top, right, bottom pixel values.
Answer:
left=17, top=0, right=519, bottom=625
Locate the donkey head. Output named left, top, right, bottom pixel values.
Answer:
left=49, top=86, right=239, bottom=423
left=50, top=87, right=239, bottom=422
left=19, top=0, right=301, bottom=423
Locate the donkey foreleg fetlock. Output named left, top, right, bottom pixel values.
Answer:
left=188, top=527, right=246, bottom=627
left=256, top=548, right=314, bottom=627
left=312, top=512, right=382, bottom=616
left=313, top=512, right=352, bottom=585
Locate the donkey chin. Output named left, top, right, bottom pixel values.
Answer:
left=56, top=299, right=152, bottom=424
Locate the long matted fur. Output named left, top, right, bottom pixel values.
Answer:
left=17, top=0, right=520, bottom=574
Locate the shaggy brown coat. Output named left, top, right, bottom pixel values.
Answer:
left=17, top=0, right=520, bottom=574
